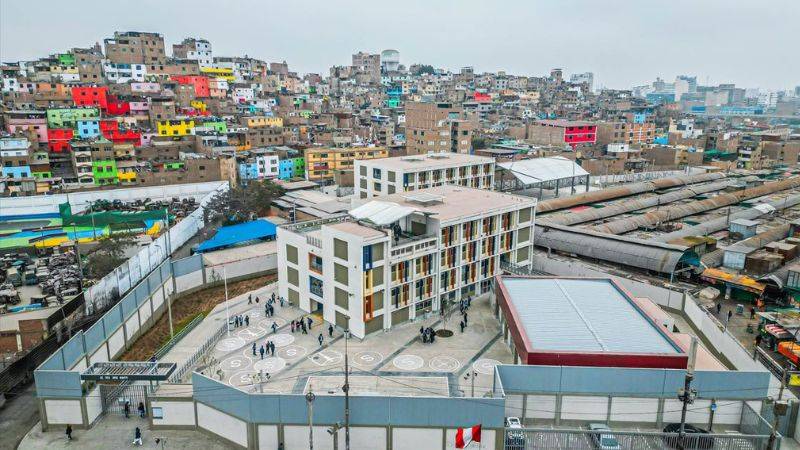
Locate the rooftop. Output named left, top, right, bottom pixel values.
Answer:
left=499, top=277, right=682, bottom=355
left=357, top=152, right=493, bottom=171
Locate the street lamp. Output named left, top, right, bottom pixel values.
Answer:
left=343, top=329, right=351, bottom=450
left=306, top=391, right=316, bottom=450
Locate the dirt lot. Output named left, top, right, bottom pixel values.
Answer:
left=119, top=274, right=276, bottom=361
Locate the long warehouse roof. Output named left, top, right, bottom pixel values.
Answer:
left=535, top=222, right=698, bottom=273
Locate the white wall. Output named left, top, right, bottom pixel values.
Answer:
left=393, top=428, right=442, bottom=450
left=197, top=403, right=248, bottom=447
left=86, top=386, right=103, bottom=425
left=151, top=401, right=196, bottom=426
left=176, top=271, right=204, bottom=293
left=257, top=425, right=278, bottom=450
left=284, top=425, right=343, bottom=450
left=125, top=313, right=140, bottom=340
left=205, top=254, right=277, bottom=281
left=88, top=343, right=109, bottom=365
left=44, top=399, right=83, bottom=424
left=562, top=396, right=608, bottom=422
left=609, top=397, right=659, bottom=423
left=107, top=327, right=125, bottom=359
left=139, top=300, right=152, bottom=324
left=526, top=394, right=556, bottom=420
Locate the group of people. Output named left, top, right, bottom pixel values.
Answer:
left=232, top=314, right=250, bottom=328
left=420, top=326, right=437, bottom=343
left=255, top=340, right=277, bottom=359
left=290, top=316, right=313, bottom=334
left=123, top=400, right=146, bottom=419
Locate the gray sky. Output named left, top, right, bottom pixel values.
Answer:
left=1, top=0, right=798, bottom=90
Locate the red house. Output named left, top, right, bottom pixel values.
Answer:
left=105, top=96, right=131, bottom=116
left=99, top=120, right=119, bottom=134
left=170, top=75, right=210, bottom=98
left=71, top=86, right=108, bottom=109
left=105, top=129, right=141, bottom=146
left=474, top=92, right=491, bottom=103
left=47, top=128, right=73, bottom=153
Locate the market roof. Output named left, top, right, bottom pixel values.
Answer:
left=499, top=277, right=681, bottom=354
left=498, top=156, right=588, bottom=186
left=196, top=219, right=276, bottom=253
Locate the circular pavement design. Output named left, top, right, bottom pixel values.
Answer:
left=392, top=354, right=425, bottom=371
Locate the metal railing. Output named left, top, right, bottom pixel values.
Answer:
left=152, top=314, right=205, bottom=360
left=169, top=320, right=227, bottom=383
left=504, top=428, right=775, bottom=450
left=500, top=260, right=547, bottom=276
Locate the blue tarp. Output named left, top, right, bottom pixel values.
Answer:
left=196, top=219, right=277, bottom=253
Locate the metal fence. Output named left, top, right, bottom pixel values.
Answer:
left=504, top=428, right=776, bottom=450
left=153, top=314, right=205, bottom=360
left=100, top=383, right=152, bottom=416
left=169, top=321, right=228, bottom=383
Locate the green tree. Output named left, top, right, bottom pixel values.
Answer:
left=85, top=233, right=137, bottom=279
left=204, top=180, right=285, bottom=225
left=413, top=64, right=435, bottom=76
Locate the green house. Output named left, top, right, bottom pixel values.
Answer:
left=57, top=53, right=75, bottom=66
left=47, top=108, right=100, bottom=129
left=202, top=121, right=228, bottom=134
left=92, top=160, right=119, bottom=186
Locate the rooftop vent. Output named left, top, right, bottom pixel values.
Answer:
left=404, top=192, right=444, bottom=205
left=427, top=153, right=450, bottom=159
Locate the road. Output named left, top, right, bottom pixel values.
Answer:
left=0, top=384, right=39, bottom=450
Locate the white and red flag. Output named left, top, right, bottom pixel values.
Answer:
left=455, top=424, right=482, bottom=448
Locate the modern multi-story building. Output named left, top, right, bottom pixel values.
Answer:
left=304, top=146, right=388, bottom=182
left=354, top=152, right=495, bottom=198
left=103, top=31, right=166, bottom=65
left=405, top=101, right=474, bottom=155
left=277, top=185, right=537, bottom=337
left=595, top=121, right=656, bottom=147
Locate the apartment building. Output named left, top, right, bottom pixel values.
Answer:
left=304, top=146, right=388, bottom=182
left=352, top=51, right=381, bottom=85
left=0, top=137, right=32, bottom=178
left=277, top=185, right=536, bottom=338
left=172, top=38, right=213, bottom=68
left=595, top=121, right=656, bottom=147
left=405, top=101, right=474, bottom=155
left=103, top=31, right=166, bottom=65
left=526, top=119, right=597, bottom=148
left=354, top=152, right=495, bottom=198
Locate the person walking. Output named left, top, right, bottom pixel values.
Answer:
left=306, top=316, right=313, bottom=329
left=248, top=294, right=252, bottom=304
left=124, top=400, right=130, bottom=418
left=66, top=424, right=73, bottom=441
left=252, top=342, right=257, bottom=356
left=301, top=321, right=307, bottom=334
left=133, top=427, right=143, bottom=446
left=270, top=341, right=275, bottom=357
left=138, top=401, right=145, bottom=418
left=460, top=320, right=465, bottom=333
left=750, top=306, right=756, bottom=319
left=245, top=315, right=250, bottom=327
left=271, top=292, right=276, bottom=303
left=429, top=328, right=436, bottom=343
left=259, top=345, right=265, bottom=360
left=271, top=321, right=278, bottom=333
left=291, top=321, right=295, bottom=333
left=318, top=333, right=324, bottom=346
left=279, top=296, right=284, bottom=307
left=716, top=302, right=722, bottom=315
left=328, top=324, right=334, bottom=338
left=463, top=311, right=468, bottom=327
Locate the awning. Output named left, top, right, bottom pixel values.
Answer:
left=350, top=201, right=418, bottom=226
left=498, top=156, right=588, bottom=186
left=700, top=268, right=765, bottom=293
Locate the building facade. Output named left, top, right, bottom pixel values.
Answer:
left=304, top=146, right=388, bottom=182
left=405, top=102, right=474, bottom=155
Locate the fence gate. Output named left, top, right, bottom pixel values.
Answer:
left=99, top=383, right=151, bottom=416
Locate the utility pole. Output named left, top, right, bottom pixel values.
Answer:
left=708, top=399, right=716, bottom=432
left=306, top=391, right=316, bottom=450
left=677, top=337, right=698, bottom=450
left=224, top=265, right=230, bottom=336
left=767, top=364, right=791, bottom=449
left=343, top=329, right=351, bottom=450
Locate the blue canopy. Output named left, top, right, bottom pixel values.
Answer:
left=196, top=219, right=277, bottom=253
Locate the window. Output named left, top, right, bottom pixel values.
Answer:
left=516, top=246, right=530, bottom=263
left=388, top=171, right=396, bottom=182
left=335, top=287, right=349, bottom=309
left=372, top=168, right=382, bottom=179
left=519, top=207, right=531, bottom=223
left=287, top=267, right=299, bottom=286
left=333, top=238, right=348, bottom=260
left=334, top=263, right=348, bottom=285
left=518, top=227, right=530, bottom=243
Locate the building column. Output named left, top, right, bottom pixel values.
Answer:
left=555, top=394, right=563, bottom=425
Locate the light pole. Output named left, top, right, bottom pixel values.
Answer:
left=224, top=265, right=230, bottom=336
left=153, top=242, right=174, bottom=338
left=163, top=208, right=176, bottom=337
left=343, top=329, right=351, bottom=450
left=306, top=391, right=316, bottom=450
left=328, top=422, right=342, bottom=450
left=464, top=370, right=478, bottom=397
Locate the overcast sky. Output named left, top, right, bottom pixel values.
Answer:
left=1, top=0, right=798, bottom=91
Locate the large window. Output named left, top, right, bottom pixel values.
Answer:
left=334, top=238, right=348, bottom=260
left=334, top=263, right=349, bottom=285
left=309, top=276, right=323, bottom=297
left=287, top=267, right=299, bottom=286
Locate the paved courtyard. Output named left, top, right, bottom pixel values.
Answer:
left=195, top=282, right=512, bottom=398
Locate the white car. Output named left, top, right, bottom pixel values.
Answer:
left=588, top=423, right=621, bottom=450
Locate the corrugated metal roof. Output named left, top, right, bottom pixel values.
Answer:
left=349, top=200, right=418, bottom=226
left=502, top=278, right=680, bottom=354
left=498, top=157, right=588, bottom=186
left=534, top=222, right=696, bottom=273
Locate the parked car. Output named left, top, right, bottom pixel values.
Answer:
left=662, top=423, right=715, bottom=449
left=505, top=417, right=526, bottom=447
left=587, top=423, right=621, bottom=450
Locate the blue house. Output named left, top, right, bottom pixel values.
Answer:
left=278, top=159, right=294, bottom=180
left=76, top=120, right=101, bottom=139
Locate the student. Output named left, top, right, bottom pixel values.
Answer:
left=318, top=333, right=324, bottom=346
left=248, top=294, right=253, bottom=304
left=260, top=345, right=265, bottom=359
left=124, top=400, right=130, bottom=418
left=291, top=321, right=295, bottom=333
left=66, top=424, right=73, bottom=441
left=460, top=321, right=465, bottom=333
left=133, top=427, right=143, bottom=446
left=252, top=342, right=257, bottom=356
left=137, top=401, right=145, bottom=418
left=245, top=315, right=250, bottom=327
left=271, top=322, right=278, bottom=333
left=306, top=316, right=313, bottom=329
left=328, top=324, right=334, bottom=338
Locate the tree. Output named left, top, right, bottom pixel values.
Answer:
left=413, top=64, right=435, bottom=76
left=204, top=179, right=285, bottom=226
left=85, top=233, right=137, bottom=279
left=472, top=137, right=487, bottom=150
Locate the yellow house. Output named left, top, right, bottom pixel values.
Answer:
left=243, top=116, right=283, bottom=128
left=304, top=147, right=389, bottom=181
left=157, top=120, right=195, bottom=136
left=200, top=67, right=235, bottom=81
left=190, top=100, right=207, bottom=112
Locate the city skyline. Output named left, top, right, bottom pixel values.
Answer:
left=1, top=0, right=798, bottom=91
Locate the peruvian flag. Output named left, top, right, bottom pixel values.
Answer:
left=455, top=424, right=482, bottom=448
